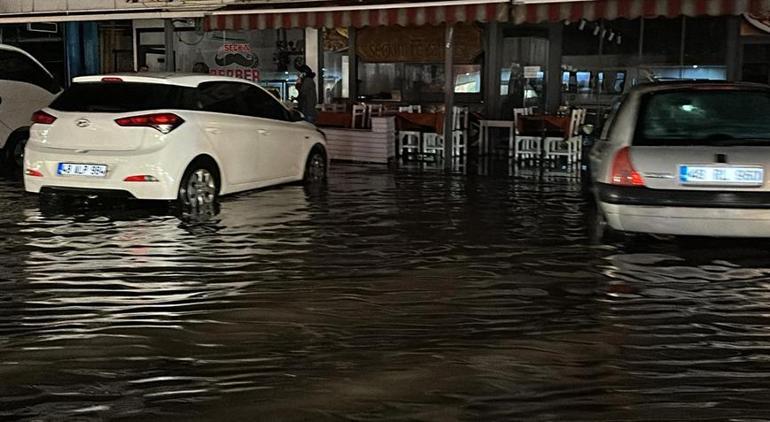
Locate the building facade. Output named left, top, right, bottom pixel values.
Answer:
left=1, top=0, right=770, bottom=124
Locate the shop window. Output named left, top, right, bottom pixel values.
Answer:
left=643, top=17, right=682, bottom=65
left=563, top=20, right=600, bottom=56
left=602, top=19, right=641, bottom=61
left=360, top=62, right=480, bottom=100
left=323, top=27, right=350, bottom=101
left=359, top=63, right=403, bottom=99
left=454, top=65, right=481, bottom=93
left=684, top=17, right=726, bottom=65
left=650, top=66, right=726, bottom=81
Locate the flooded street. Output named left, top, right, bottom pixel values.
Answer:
left=2, top=163, right=770, bottom=421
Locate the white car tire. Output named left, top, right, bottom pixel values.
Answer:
left=178, top=158, right=220, bottom=210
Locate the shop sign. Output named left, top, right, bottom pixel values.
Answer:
left=209, top=42, right=260, bottom=81
left=356, top=24, right=481, bottom=64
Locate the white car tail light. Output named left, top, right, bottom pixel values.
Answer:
left=124, top=175, right=159, bottom=182
left=26, top=169, right=43, bottom=177
left=31, top=110, right=57, bottom=125
left=610, top=147, right=645, bottom=186
left=115, top=113, right=184, bottom=134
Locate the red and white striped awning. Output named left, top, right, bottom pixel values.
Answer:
left=514, top=0, right=770, bottom=24
left=204, top=1, right=509, bottom=30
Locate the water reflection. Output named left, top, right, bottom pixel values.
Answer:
left=1, top=164, right=770, bottom=420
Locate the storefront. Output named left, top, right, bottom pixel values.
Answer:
left=203, top=1, right=510, bottom=110
left=503, top=0, right=767, bottom=123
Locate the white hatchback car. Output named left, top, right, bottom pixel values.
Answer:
left=24, top=73, right=328, bottom=206
left=590, top=81, right=770, bottom=237
left=0, top=44, right=61, bottom=171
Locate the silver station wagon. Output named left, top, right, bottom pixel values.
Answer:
left=589, top=81, right=770, bottom=237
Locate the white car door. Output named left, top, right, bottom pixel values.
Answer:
left=241, top=86, right=305, bottom=181
left=197, top=82, right=265, bottom=186
left=0, top=49, right=59, bottom=147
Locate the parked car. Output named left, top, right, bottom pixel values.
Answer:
left=24, top=73, right=328, bottom=207
left=589, top=81, right=770, bottom=237
left=0, top=44, right=61, bottom=172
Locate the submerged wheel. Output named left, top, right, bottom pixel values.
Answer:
left=4, top=131, right=28, bottom=176
left=303, top=148, right=327, bottom=183
left=178, top=160, right=219, bottom=209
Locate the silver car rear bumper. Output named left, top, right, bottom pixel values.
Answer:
left=601, top=202, right=770, bottom=237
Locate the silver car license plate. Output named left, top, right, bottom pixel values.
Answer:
left=679, top=165, right=763, bottom=186
left=57, top=163, right=108, bottom=177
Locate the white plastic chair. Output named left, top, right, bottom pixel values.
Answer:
left=422, top=132, right=445, bottom=158
left=512, top=108, right=540, bottom=162
left=352, top=104, right=367, bottom=128
left=513, top=107, right=531, bottom=134
left=544, top=108, right=585, bottom=166
left=367, top=104, right=383, bottom=127
left=451, top=106, right=469, bottom=157
left=398, top=131, right=421, bottom=158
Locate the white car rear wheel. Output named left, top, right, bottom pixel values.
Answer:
left=178, top=163, right=219, bottom=209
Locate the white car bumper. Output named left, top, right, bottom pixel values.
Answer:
left=601, top=202, right=770, bottom=237
left=24, top=148, right=181, bottom=200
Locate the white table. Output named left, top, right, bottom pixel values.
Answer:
left=478, top=119, right=515, bottom=157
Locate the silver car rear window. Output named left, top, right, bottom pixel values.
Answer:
left=635, top=89, right=770, bottom=146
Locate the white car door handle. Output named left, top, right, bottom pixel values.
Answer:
left=257, top=129, right=270, bottom=135
left=205, top=127, right=221, bottom=134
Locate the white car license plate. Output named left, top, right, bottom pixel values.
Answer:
left=679, top=165, right=763, bottom=186
left=57, top=163, right=108, bottom=177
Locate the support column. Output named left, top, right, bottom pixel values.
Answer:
left=348, top=27, right=358, bottom=102
left=305, top=28, right=321, bottom=100
left=443, top=24, right=455, bottom=168
left=83, top=22, right=100, bottom=75
left=484, top=22, right=501, bottom=119
left=164, top=19, right=175, bottom=72
left=65, top=22, right=82, bottom=80
left=545, top=22, right=563, bottom=114
left=726, top=15, right=741, bottom=81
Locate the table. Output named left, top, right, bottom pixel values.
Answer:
left=395, top=112, right=445, bottom=135
left=479, top=120, right=515, bottom=156
left=316, top=111, right=352, bottom=128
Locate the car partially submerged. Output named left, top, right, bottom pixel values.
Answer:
left=24, top=73, right=327, bottom=207
left=590, top=81, right=770, bottom=237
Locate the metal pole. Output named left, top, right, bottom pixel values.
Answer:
left=679, top=16, right=686, bottom=69
left=164, top=19, right=174, bottom=72
left=443, top=24, right=455, bottom=168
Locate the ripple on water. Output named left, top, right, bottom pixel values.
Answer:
left=1, top=165, right=770, bottom=420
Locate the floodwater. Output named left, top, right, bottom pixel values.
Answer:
left=2, top=162, right=770, bottom=421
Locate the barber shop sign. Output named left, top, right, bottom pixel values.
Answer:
left=209, top=42, right=260, bottom=81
